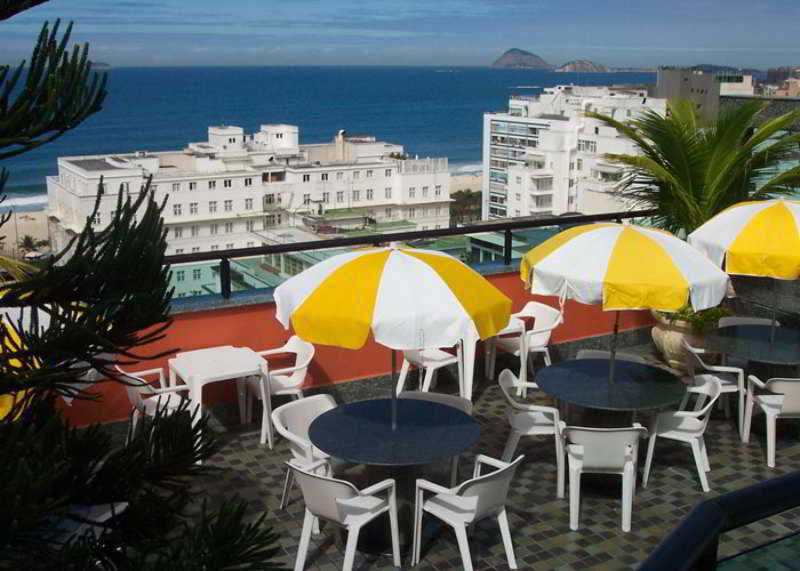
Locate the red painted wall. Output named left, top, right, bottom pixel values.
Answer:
left=63, top=271, right=654, bottom=426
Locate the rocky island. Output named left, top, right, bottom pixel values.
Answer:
left=492, top=48, right=553, bottom=70
left=555, top=60, right=608, bottom=73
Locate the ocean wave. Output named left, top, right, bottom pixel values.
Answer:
left=449, top=163, right=483, bottom=175
left=0, top=194, right=48, bottom=210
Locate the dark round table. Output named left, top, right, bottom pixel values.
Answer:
left=309, top=398, right=480, bottom=466
left=705, top=325, right=800, bottom=366
left=309, top=398, right=480, bottom=554
left=536, top=359, right=685, bottom=412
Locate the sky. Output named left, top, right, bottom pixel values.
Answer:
left=2, top=0, right=799, bottom=68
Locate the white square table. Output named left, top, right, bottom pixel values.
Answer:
left=168, top=345, right=273, bottom=448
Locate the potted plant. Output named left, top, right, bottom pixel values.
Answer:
left=651, top=305, right=732, bottom=370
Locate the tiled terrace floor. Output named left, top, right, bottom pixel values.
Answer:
left=191, top=351, right=800, bottom=570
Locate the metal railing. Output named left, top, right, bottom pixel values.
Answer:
left=166, top=208, right=657, bottom=299
left=639, top=471, right=800, bottom=570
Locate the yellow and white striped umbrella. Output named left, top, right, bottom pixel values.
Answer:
left=688, top=199, right=800, bottom=280
left=521, top=223, right=729, bottom=312
left=276, top=245, right=512, bottom=350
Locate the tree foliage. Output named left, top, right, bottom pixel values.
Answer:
left=588, top=99, right=800, bottom=234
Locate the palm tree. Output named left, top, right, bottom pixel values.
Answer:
left=587, top=99, right=800, bottom=234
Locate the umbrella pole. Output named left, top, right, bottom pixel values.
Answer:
left=391, top=349, right=398, bottom=431
left=608, top=311, right=620, bottom=384
left=770, top=280, right=778, bottom=343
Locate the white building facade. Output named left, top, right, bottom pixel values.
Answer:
left=482, top=85, right=667, bottom=219
left=47, top=125, right=450, bottom=256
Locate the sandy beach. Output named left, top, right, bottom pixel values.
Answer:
left=450, top=174, right=481, bottom=193
left=0, top=209, right=50, bottom=259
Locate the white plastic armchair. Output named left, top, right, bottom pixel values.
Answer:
left=682, top=339, right=745, bottom=439
left=395, top=345, right=462, bottom=394
left=575, top=349, right=647, bottom=364
left=742, top=375, right=800, bottom=467
left=271, top=394, right=340, bottom=509
left=116, top=365, right=190, bottom=442
left=412, top=454, right=524, bottom=571
left=486, top=301, right=563, bottom=385
left=497, top=369, right=563, bottom=498
left=289, top=459, right=400, bottom=571
left=562, top=424, right=648, bottom=532
left=643, top=377, right=722, bottom=492
left=247, top=336, right=315, bottom=403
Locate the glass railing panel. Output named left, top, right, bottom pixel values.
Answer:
left=718, top=531, right=800, bottom=570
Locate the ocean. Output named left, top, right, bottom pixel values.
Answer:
left=2, top=66, right=655, bottom=210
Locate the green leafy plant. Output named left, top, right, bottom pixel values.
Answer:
left=659, top=305, right=733, bottom=334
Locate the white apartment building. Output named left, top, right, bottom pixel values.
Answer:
left=482, top=85, right=667, bottom=219
left=47, top=125, right=450, bottom=256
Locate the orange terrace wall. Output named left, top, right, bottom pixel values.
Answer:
left=63, top=270, right=655, bottom=426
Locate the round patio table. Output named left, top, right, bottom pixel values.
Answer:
left=705, top=325, right=800, bottom=366
left=309, top=398, right=479, bottom=554
left=536, top=359, right=685, bottom=412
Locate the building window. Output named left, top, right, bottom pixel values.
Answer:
left=302, top=174, right=310, bottom=182
left=436, top=206, right=441, bottom=216
left=244, top=177, right=252, bottom=187
left=92, top=212, right=101, bottom=225
left=189, top=202, right=198, bottom=214
left=191, top=247, right=200, bottom=253
left=223, top=179, right=232, bottom=188
left=321, top=173, right=328, bottom=181
left=352, top=190, right=360, bottom=202
left=173, top=227, right=183, bottom=239
left=385, top=169, right=392, bottom=177
left=210, top=244, right=219, bottom=251
left=366, top=189, right=373, bottom=200
left=515, top=193, right=521, bottom=202
left=303, top=194, right=311, bottom=205
left=422, top=207, right=428, bottom=217
left=210, top=223, right=218, bottom=235
left=226, top=243, right=234, bottom=249
left=409, top=207, right=416, bottom=218
left=189, top=182, right=197, bottom=190
left=224, top=200, right=232, bottom=212
left=176, top=270, right=185, bottom=282
left=577, top=158, right=583, bottom=171
left=172, top=183, right=180, bottom=192
left=366, top=170, right=373, bottom=178
left=173, top=204, right=181, bottom=216
left=422, top=186, right=429, bottom=197
left=225, top=222, right=233, bottom=233
left=193, top=269, right=201, bottom=279
left=265, top=194, right=275, bottom=204
left=385, top=208, right=392, bottom=218
left=208, top=180, right=216, bottom=189
left=409, top=187, right=416, bottom=198
left=175, top=248, right=184, bottom=255
left=245, top=198, right=253, bottom=210
left=247, top=241, right=255, bottom=247
left=322, top=192, right=329, bottom=203
left=336, top=171, right=343, bottom=180
left=577, top=139, right=598, bottom=153
left=385, top=187, right=392, bottom=199
left=246, top=220, right=255, bottom=231
left=353, top=171, right=360, bottom=180
left=336, top=191, right=344, bottom=203
left=191, top=225, right=199, bottom=237
left=209, top=201, right=217, bottom=213
left=435, top=185, right=441, bottom=196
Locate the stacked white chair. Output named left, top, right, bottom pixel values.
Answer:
left=643, top=377, right=722, bottom=492
left=271, top=394, right=341, bottom=509
left=497, top=369, right=563, bottom=498
left=116, top=365, right=190, bottom=442
left=742, top=375, right=800, bottom=468
left=486, top=301, right=563, bottom=387
left=395, top=345, right=462, bottom=394
left=289, top=460, right=400, bottom=571
left=682, top=338, right=745, bottom=439
left=562, top=424, right=648, bottom=532
left=412, top=454, right=523, bottom=571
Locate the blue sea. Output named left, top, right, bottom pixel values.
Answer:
left=2, top=66, right=655, bottom=210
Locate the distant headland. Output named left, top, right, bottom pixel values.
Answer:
left=491, top=49, right=654, bottom=72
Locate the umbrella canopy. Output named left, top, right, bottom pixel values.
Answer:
left=275, top=245, right=512, bottom=400
left=688, top=199, right=800, bottom=280
left=520, top=223, right=729, bottom=312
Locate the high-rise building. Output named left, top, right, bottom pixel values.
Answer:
left=482, top=85, right=667, bottom=219
left=47, top=125, right=451, bottom=257
left=655, top=68, right=720, bottom=120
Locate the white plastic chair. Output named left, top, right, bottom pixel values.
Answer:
left=682, top=339, right=744, bottom=439
left=575, top=349, right=647, bottom=364
left=289, top=460, right=400, bottom=571
left=116, top=365, right=190, bottom=441
left=718, top=316, right=781, bottom=328
left=742, top=376, right=800, bottom=468
left=399, top=390, right=472, bottom=486
left=497, top=369, right=564, bottom=498
left=412, top=454, right=523, bottom=571
left=271, top=394, right=342, bottom=510
left=485, top=301, right=563, bottom=388
left=395, top=345, right=462, bottom=394
left=643, top=377, right=722, bottom=492
left=562, top=424, right=647, bottom=532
